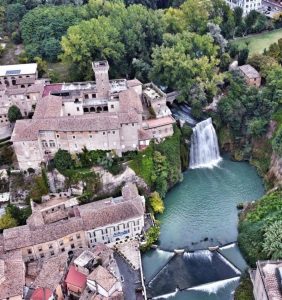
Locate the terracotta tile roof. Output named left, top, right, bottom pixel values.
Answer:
left=119, top=89, right=143, bottom=114
left=65, top=265, right=87, bottom=289
left=88, top=265, right=117, bottom=291
left=3, top=218, right=84, bottom=251
left=11, top=114, right=121, bottom=142
left=33, top=253, right=68, bottom=291
left=42, top=84, right=62, bottom=97
left=142, top=115, right=175, bottom=129
left=239, top=64, right=260, bottom=79
left=0, top=250, right=25, bottom=299
left=27, top=83, right=44, bottom=94
left=33, top=95, right=62, bottom=119
left=31, top=287, right=52, bottom=300
left=127, top=79, right=142, bottom=88
left=78, top=196, right=144, bottom=231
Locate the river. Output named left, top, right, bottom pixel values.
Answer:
left=142, top=156, right=265, bottom=299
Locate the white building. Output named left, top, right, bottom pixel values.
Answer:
left=224, top=0, right=262, bottom=15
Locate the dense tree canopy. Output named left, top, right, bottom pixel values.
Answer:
left=61, top=3, right=164, bottom=79
left=20, top=5, right=87, bottom=61
left=150, top=31, right=221, bottom=115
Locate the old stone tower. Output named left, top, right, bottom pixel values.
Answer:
left=92, top=60, right=110, bottom=99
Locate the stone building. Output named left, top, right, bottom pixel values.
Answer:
left=224, top=0, right=262, bottom=15
left=2, top=183, right=145, bottom=263
left=0, top=63, right=45, bottom=139
left=11, top=61, right=175, bottom=170
left=253, top=260, right=282, bottom=300
left=238, top=64, right=261, bottom=87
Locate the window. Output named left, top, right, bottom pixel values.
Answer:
left=73, top=136, right=76, bottom=139
left=112, top=131, right=115, bottom=134
left=89, top=135, right=92, bottom=138
left=69, top=236, right=73, bottom=242
left=50, top=250, right=55, bottom=256
left=40, top=253, right=45, bottom=258
left=49, top=140, right=55, bottom=148
left=76, top=233, right=81, bottom=239
left=61, top=247, right=65, bottom=252
left=85, top=94, right=89, bottom=99
left=28, top=249, right=32, bottom=254
left=92, top=94, right=96, bottom=98
left=48, top=244, right=53, bottom=249
left=41, top=140, right=48, bottom=148
left=111, top=104, right=114, bottom=109
left=103, top=132, right=105, bottom=135
left=132, top=123, right=134, bottom=126
left=56, top=134, right=60, bottom=138
left=59, top=240, right=64, bottom=246
left=77, top=107, right=80, bottom=111
left=27, top=95, right=30, bottom=99
left=71, top=244, right=75, bottom=249
left=38, top=247, right=42, bottom=252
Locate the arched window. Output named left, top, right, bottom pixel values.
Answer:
left=83, top=107, right=89, bottom=113
left=41, top=140, right=48, bottom=148
left=90, top=107, right=95, bottom=112
left=49, top=140, right=55, bottom=148
left=97, top=106, right=102, bottom=113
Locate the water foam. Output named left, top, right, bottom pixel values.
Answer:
left=187, top=277, right=240, bottom=294
left=152, top=289, right=179, bottom=299
left=189, top=118, right=222, bottom=169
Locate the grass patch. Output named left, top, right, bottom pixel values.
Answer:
left=232, top=29, right=282, bottom=55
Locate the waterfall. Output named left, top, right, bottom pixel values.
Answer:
left=189, top=118, right=221, bottom=169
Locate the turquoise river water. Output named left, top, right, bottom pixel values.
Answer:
left=142, top=156, right=265, bottom=299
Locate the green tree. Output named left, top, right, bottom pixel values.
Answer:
left=6, top=3, right=26, bottom=33
left=272, top=126, right=282, bottom=157
left=248, top=54, right=279, bottom=79
left=61, top=16, right=125, bottom=79
left=263, top=220, right=282, bottom=259
left=8, top=105, right=22, bottom=123
left=20, top=5, right=86, bottom=61
left=54, top=149, right=73, bottom=173
left=0, top=213, right=17, bottom=230
left=180, top=0, right=212, bottom=34
left=238, top=47, right=249, bottom=65
left=219, top=52, right=231, bottom=71
left=149, top=191, right=165, bottom=214
left=150, top=31, right=221, bottom=105
left=34, top=56, right=47, bottom=77
left=233, top=7, right=243, bottom=27
left=247, top=118, right=268, bottom=138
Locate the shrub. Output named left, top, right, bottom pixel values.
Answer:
left=8, top=105, right=22, bottom=123
left=140, top=222, right=160, bottom=252
left=54, top=149, right=73, bottom=173
left=149, top=191, right=165, bottom=214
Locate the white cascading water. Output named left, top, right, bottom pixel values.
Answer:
left=189, top=118, right=222, bottom=169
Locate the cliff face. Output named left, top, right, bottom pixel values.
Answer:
left=267, top=153, right=282, bottom=187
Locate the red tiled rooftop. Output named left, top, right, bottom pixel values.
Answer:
left=31, top=287, right=52, bottom=300
left=43, top=84, right=62, bottom=97
left=65, top=265, right=87, bottom=289
left=143, top=116, right=175, bottom=129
